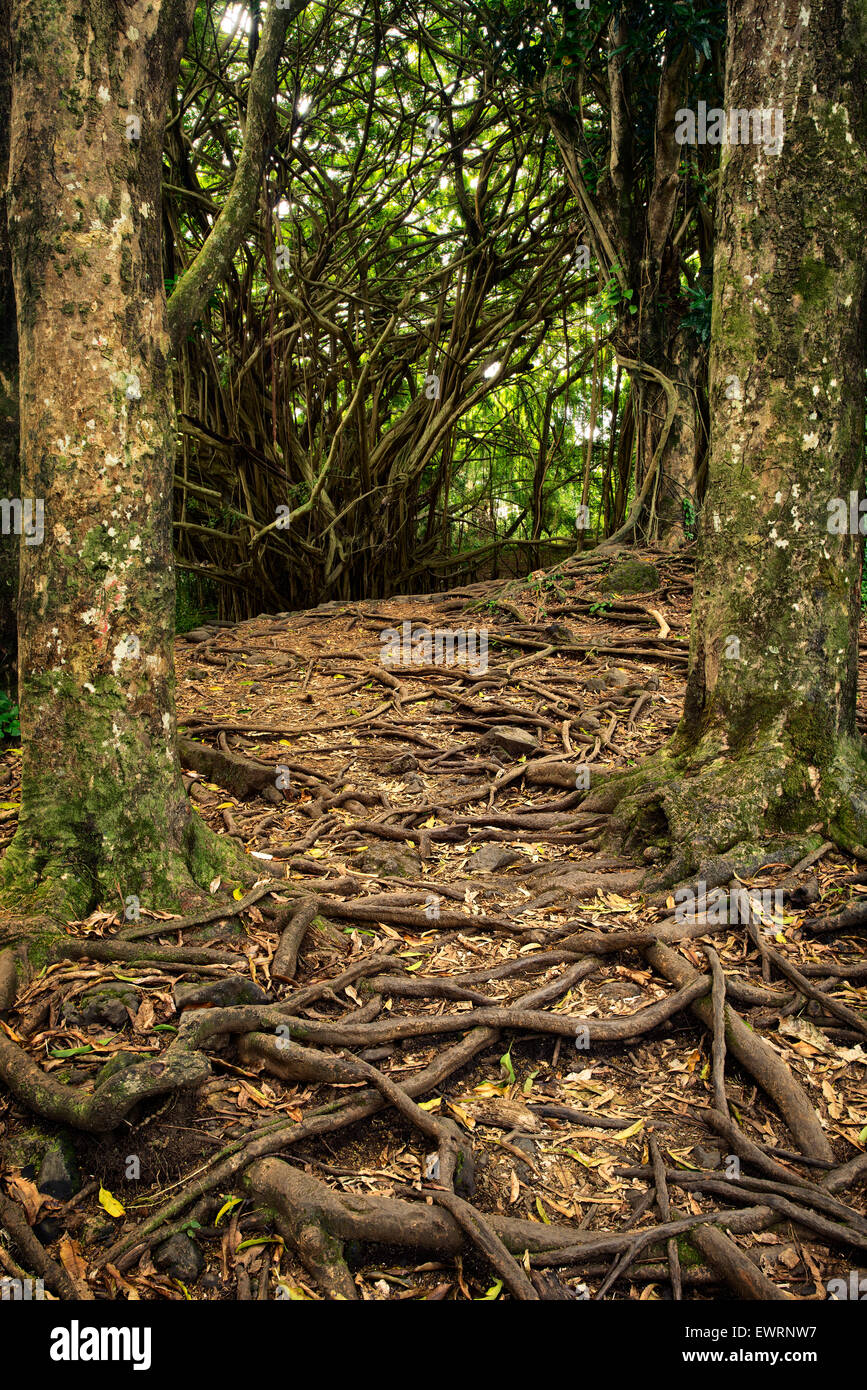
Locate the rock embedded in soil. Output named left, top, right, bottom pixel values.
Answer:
left=37, top=1138, right=80, bottom=1202
left=93, top=1050, right=140, bottom=1089
left=508, top=1134, right=538, bottom=1181
left=62, top=983, right=141, bottom=1029
left=469, top=844, right=522, bottom=873
left=358, top=844, right=422, bottom=878
left=384, top=753, right=418, bottom=775
left=599, top=558, right=660, bottom=593
left=603, top=667, right=633, bottom=688
left=173, top=976, right=271, bottom=1013
left=479, top=725, right=539, bottom=759
left=598, top=979, right=643, bottom=1000
left=154, top=1232, right=205, bottom=1283
left=692, top=1146, right=723, bottom=1170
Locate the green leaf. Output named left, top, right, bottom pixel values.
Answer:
left=475, top=1279, right=504, bottom=1300
left=215, top=1195, right=244, bottom=1225
left=499, top=1046, right=516, bottom=1085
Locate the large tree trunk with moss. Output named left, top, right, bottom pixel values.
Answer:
left=588, top=0, right=867, bottom=880
left=0, top=0, right=247, bottom=918
left=0, top=0, right=18, bottom=693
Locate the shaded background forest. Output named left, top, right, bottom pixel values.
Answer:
left=160, top=0, right=723, bottom=629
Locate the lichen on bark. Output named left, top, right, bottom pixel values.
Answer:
left=0, top=0, right=254, bottom=919
left=584, top=0, right=867, bottom=879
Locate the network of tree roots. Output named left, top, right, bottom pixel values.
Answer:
left=0, top=549, right=865, bottom=1301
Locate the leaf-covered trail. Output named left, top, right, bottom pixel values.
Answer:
left=1, top=549, right=865, bottom=1301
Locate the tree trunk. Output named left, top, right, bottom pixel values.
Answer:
left=0, top=0, right=18, bottom=692
left=0, top=0, right=247, bottom=917
left=543, top=20, right=711, bottom=553
left=588, top=0, right=867, bottom=879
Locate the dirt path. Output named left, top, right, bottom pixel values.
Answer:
left=1, top=549, right=865, bottom=1301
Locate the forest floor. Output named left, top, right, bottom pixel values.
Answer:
left=1, top=546, right=866, bottom=1301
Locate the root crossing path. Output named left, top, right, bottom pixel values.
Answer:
left=1, top=550, right=865, bottom=1301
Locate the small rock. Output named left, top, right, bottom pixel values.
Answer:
left=454, top=1145, right=476, bottom=1199
left=37, top=1140, right=80, bottom=1202
left=173, top=976, right=270, bottom=1012
left=603, top=667, right=632, bottom=688
left=598, top=979, right=643, bottom=1001
left=479, top=726, right=539, bottom=759
left=81, top=1214, right=117, bottom=1246
left=154, top=1233, right=204, bottom=1283
left=545, top=622, right=578, bottom=645
left=692, top=1145, right=723, bottom=1170
left=574, top=713, right=601, bottom=732
left=429, top=700, right=454, bottom=714
left=508, top=1134, right=537, bottom=1180
left=182, top=627, right=216, bottom=643
left=93, top=1050, right=141, bottom=1089
left=385, top=754, right=418, bottom=775
left=784, top=875, right=819, bottom=909
left=358, top=845, right=422, bottom=879
left=63, top=984, right=141, bottom=1030
left=401, top=774, right=426, bottom=793
left=600, top=558, right=660, bottom=594
left=470, top=844, right=521, bottom=874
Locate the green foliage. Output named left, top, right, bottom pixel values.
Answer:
left=592, top=268, right=637, bottom=326
left=681, top=283, right=712, bottom=344
left=0, top=691, right=19, bottom=740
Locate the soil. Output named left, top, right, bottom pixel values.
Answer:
left=0, top=547, right=865, bottom=1301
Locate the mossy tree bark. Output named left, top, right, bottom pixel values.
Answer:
left=0, top=0, right=18, bottom=692
left=588, top=0, right=867, bottom=879
left=0, top=0, right=258, bottom=918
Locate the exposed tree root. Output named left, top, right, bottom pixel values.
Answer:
left=580, top=732, right=867, bottom=889
left=2, top=586, right=865, bottom=1301
left=0, top=1189, right=93, bottom=1301
left=245, top=1157, right=627, bottom=1298
left=0, top=1030, right=210, bottom=1133
left=668, top=1201, right=791, bottom=1301
left=96, top=1025, right=500, bottom=1272
left=644, top=939, right=834, bottom=1162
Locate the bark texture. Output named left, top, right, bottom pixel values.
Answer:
left=586, top=0, right=867, bottom=877
left=0, top=0, right=247, bottom=915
